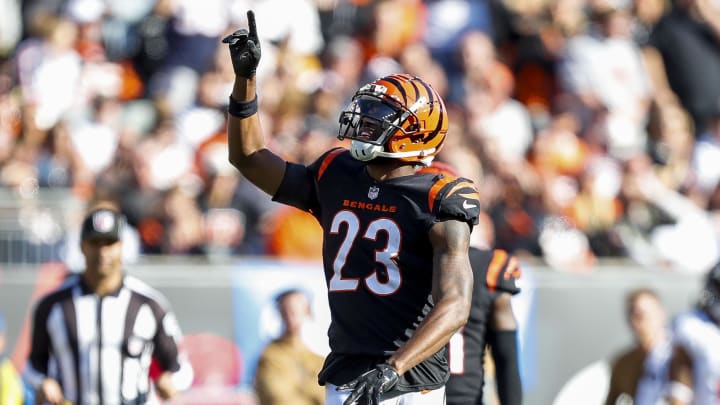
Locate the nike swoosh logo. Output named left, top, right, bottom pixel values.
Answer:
left=463, top=200, right=477, bottom=209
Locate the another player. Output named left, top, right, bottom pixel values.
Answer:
left=223, top=11, right=480, bottom=405
left=668, top=263, right=720, bottom=405
left=445, top=247, right=523, bottom=405
left=420, top=163, right=523, bottom=405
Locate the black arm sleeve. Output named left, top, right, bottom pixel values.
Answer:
left=28, top=299, right=52, bottom=376
left=488, top=330, right=522, bottom=405
left=150, top=305, right=182, bottom=372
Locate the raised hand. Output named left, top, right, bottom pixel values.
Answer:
left=336, top=363, right=399, bottom=405
left=222, top=10, right=261, bottom=78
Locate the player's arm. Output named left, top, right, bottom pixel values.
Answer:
left=151, top=308, right=193, bottom=399
left=224, top=10, right=286, bottom=196
left=485, top=250, right=522, bottom=405
left=23, top=300, right=65, bottom=405
left=668, top=344, right=694, bottom=405
left=489, top=292, right=522, bottom=405
left=386, top=219, right=473, bottom=375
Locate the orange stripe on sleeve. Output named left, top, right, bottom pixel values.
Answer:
left=458, top=191, right=481, bottom=201
left=427, top=177, right=454, bottom=212
left=445, top=181, right=477, bottom=198
left=317, top=148, right=344, bottom=181
left=486, top=249, right=508, bottom=292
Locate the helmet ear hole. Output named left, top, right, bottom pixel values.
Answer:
left=406, top=122, right=420, bottom=133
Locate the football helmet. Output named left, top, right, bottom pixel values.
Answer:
left=338, top=74, right=448, bottom=165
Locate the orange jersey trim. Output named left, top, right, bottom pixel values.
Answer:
left=427, top=176, right=454, bottom=212
left=317, top=148, right=344, bottom=181
left=446, top=181, right=476, bottom=198
left=486, top=249, right=508, bottom=292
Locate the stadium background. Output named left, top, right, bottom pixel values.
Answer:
left=1, top=0, right=719, bottom=403
left=0, top=255, right=705, bottom=404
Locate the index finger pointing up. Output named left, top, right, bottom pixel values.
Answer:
left=247, top=10, right=257, bottom=39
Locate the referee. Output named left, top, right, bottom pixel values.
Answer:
left=24, top=202, right=193, bottom=405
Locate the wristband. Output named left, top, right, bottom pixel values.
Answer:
left=228, top=95, right=258, bottom=118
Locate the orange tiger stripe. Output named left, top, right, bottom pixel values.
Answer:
left=427, top=176, right=454, bottom=212
left=486, top=249, right=508, bottom=292
left=458, top=191, right=481, bottom=201
left=445, top=181, right=478, bottom=198
left=317, top=148, right=344, bottom=181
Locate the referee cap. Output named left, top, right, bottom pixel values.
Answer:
left=81, top=208, right=125, bottom=242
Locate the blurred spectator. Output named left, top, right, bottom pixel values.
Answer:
left=691, top=111, right=720, bottom=194
left=605, top=288, right=672, bottom=405
left=0, top=0, right=22, bottom=56
left=16, top=15, right=82, bottom=132
left=423, top=0, right=498, bottom=74
left=162, top=186, right=206, bottom=255
left=265, top=206, right=323, bottom=261
left=460, top=31, right=535, bottom=166
left=254, top=289, right=325, bottom=405
left=3, top=0, right=720, bottom=267
left=368, top=0, right=424, bottom=59
left=568, top=156, right=625, bottom=256
left=539, top=214, right=596, bottom=272
left=558, top=5, right=652, bottom=160
left=648, top=104, right=696, bottom=192
left=647, top=0, right=720, bottom=136
left=619, top=154, right=720, bottom=273
left=0, top=311, right=23, bottom=405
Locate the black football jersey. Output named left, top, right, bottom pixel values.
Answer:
left=445, top=247, right=521, bottom=405
left=273, top=148, right=480, bottom=390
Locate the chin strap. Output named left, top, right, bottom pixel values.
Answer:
left=349, top=140, right=436, bottom=164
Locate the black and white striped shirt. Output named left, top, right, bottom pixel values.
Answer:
left=24, top=273, right=193, bottom=405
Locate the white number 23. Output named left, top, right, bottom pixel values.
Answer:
left=328, top=210, right=402, bottom=295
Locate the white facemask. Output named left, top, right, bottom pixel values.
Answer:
left=348, top=140, right=436, bottom=165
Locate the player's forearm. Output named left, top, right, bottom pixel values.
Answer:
left=388, top=251, right=472, bottom=375
left=387, top=294, right=470, bottom=375
left=227, top=77, right=285, bottom=195
left=388, top=222, right=473, bottom=374
left=490, top=330, right=522, bottom=405
left=228, top=77, right=264, bottom=165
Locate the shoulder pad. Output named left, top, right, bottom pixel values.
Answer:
left=428, top=175, right=480, bottom=225
left=311, top=147, right=347, bottom=182
left=486, top=249, right=522, bottom=295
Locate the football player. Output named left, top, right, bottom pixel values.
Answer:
left=420, top=164, right=523, bottom=405
left=668, top=263, right=720, bottom=405
left=223, top=11, right=480, bottom=405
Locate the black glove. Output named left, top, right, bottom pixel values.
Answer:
left=222, top=10, right=261, bottom=78
left=336, top=363, right=400, bottom=405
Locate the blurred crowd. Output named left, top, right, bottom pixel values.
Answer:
left=1, top=0, right=720, bottom=273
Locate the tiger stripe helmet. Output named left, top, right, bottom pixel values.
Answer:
left=338, top=74, right=448, bottom=165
